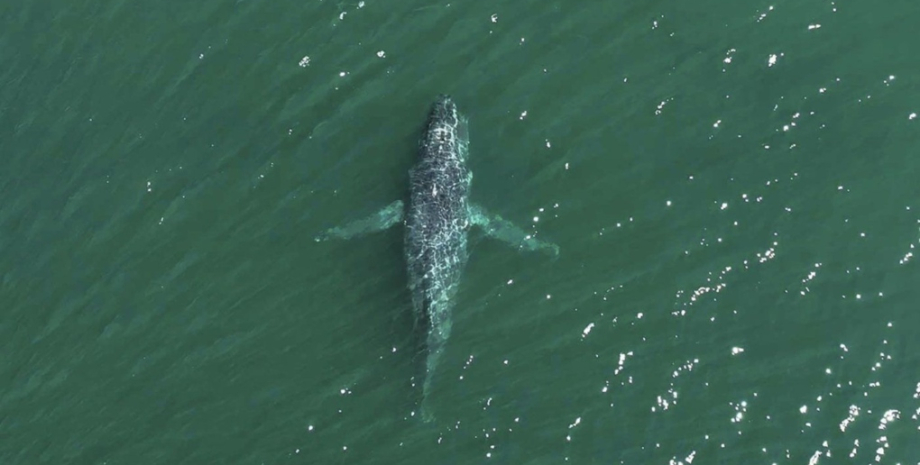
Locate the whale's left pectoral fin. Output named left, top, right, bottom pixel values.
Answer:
left=315, top=200, right=405, bottom=242
left=469, top=204, right=560, bottom=257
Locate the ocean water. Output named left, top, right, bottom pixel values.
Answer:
left=2, top=0, right=919, bottom=463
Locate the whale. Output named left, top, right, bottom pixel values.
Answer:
left=315, top=95, right=558, bottom=421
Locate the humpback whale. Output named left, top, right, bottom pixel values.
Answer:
left=316, top=95, right=558, bottom=420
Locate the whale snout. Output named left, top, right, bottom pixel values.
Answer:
left=431, top=94, right=457, bottom=120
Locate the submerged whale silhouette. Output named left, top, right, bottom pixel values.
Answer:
left=316, top=95, right=558, bottom=421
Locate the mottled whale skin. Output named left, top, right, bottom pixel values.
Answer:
left=405, top=96, right=472, bottom=411
left=316, top=95, right=558, bottom=421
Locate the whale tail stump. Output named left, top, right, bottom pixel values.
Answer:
left=418, top=337, right=446, bottom=423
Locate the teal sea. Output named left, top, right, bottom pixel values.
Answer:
left=2, top=0, right=919, bottom=463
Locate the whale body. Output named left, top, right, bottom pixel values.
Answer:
left=316, top=95, right=558, bottom=420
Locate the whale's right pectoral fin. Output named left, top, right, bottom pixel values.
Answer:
left=469, top=203, right=560, bottom=258
left=315, top=200, right=405, bottom=242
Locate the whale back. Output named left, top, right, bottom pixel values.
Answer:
left=405, top=95, right=472, bottom=346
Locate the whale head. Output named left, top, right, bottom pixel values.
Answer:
left=421, top=94, right=469, bottom=164
left=430, top=94, right=458, bottom=121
